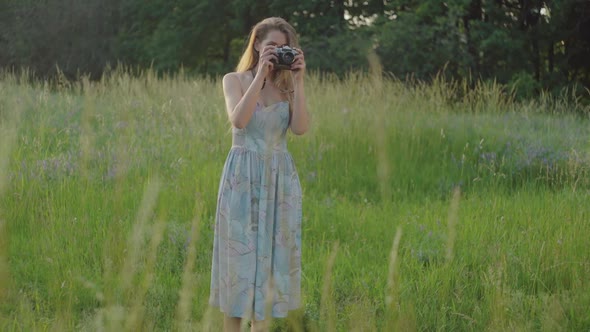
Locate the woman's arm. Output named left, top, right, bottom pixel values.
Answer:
left=223, top=72, right=264, bottom=129
left=224, top=46, right=276, bottom=129
left=289, top=48, right=310, bottom=135
left=289, top=79, right=310, bottom=135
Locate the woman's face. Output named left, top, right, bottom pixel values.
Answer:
left=256, top=29, right=288, bottom=52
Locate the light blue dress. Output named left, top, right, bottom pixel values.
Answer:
left=209, top=101, right=302, bottom=320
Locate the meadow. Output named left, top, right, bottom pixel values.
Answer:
left=0, top=68, right=589, bottom=331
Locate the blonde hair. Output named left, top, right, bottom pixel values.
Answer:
left=236, top=17, right=299, bottom=99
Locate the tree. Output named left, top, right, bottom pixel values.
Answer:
left=372, top=1, right=472, bottom=80
left=0, top=0, right=587, bottom=97
left=117, top=0, right=235, bottom=73
left=0, top=0, right=120, bottom=78
left=371, top=0, right=589, bottom=96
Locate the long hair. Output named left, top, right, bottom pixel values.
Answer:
left=236, top=17, right=299, bottom=100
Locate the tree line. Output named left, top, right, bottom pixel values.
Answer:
left=1, top=0, right=589, bottom=98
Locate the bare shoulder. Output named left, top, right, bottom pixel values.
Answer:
left=222, top=71, right=250, bottom=93
left=222, top=71, right=238, bottom=80
left=222, top=72, right=239, bottom=86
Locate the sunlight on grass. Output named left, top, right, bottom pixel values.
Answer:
left=0, top=67, right=589, bottom=331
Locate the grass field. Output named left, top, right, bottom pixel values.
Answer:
left=1, top=69, right=589, bottom=331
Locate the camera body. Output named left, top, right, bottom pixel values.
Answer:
left=273, top=46, right=299, bottom=70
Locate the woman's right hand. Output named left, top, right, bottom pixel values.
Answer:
left=257, top=45, right=277, bottom=77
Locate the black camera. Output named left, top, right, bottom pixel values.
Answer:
left=273, top=46, right=299, bottom=70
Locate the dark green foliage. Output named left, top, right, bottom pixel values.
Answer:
left=0, top=0, right=588, bottom=100
left=302, top=29, right=373, bottom=76
left=0, top=0, right=120, bottom=78
left=373, top=5, right=471, bottom=81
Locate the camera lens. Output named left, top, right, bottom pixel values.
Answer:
left=283, top=52, right=295, bottom=64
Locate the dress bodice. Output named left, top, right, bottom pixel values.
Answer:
left=232, top=101, right=290, bottom=154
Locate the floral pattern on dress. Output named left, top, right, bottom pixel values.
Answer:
left=209, top=101, right=302, bottom=320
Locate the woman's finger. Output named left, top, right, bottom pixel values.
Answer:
left=265, top=59, right=274, bottom=70
left=259, top=53, right=275, bottom=65
left=261, top=52, right=277, bottom=61
left=291, top=61, right=303, bottom=69
left=294, top=48, right=304, bottom=56
left=293, top=54, right=304, bottom=62
left=262, top=45, right=277, bottom=55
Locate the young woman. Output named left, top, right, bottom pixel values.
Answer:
left=209, top=17, right=310, bottom=332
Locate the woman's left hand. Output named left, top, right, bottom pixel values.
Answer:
left=291, top=48, right=306, bottom=82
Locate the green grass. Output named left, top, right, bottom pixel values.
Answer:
left=1, top=69, right=589, bottom=331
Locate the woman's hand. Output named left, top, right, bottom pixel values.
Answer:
left=291, top=47, right=306, bottom=82
left=257, top=45, right=277, bottom=78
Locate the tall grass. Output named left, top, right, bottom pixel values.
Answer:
left=0, top=68, right=589, bottom=331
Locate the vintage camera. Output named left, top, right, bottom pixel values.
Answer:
left=273, top=46, right=299, bottom=70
